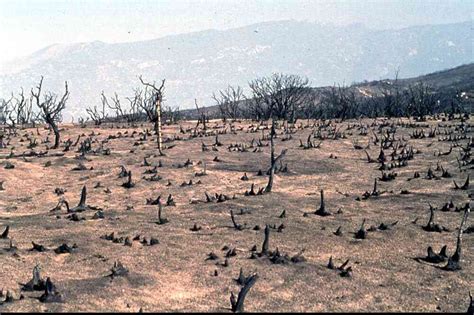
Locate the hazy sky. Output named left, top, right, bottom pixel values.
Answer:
left=0, top=0, right=471, bottom=64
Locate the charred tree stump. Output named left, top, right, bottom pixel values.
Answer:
left=1, top=225, right=9, bottom=239
left=372, top=178, right=380, bottom=196
left=443, top=206, right=470, bottom=271
left=31, top=242, right=48, bottom=252
left=190, top=223, right=202, bottom=232
left=339, top=266, right=353, bottom=278
left=118, top=165, right=128, bottom=178
left=355, top=219, right=367, bottom=239
left=327, top=256, right=352, bottom=277
left=265, top=119, right=287, bottom=193
left=327, top=256, right=335, bottom=269
left=230, top=210, right=244, bottom=230
left=206, top=252, right=219, bottom=261
left=261, top=225, right=270, bottom=256
left=122, top=171, right=135, bottom=189
left=423, top=204, right=446, bottom=232
left=468, top=292, right=473, bottom=315
left=421, top=246, right=448, bottom=263
left=365, top=150, right=376, bottom=163
left=453, top=175, right=470, bottom=190
left=146, top=194, right=161, bottom=205
left=22, top=264, right=46, bottom=291
left=109, top=261, right=129, bottom=278
left=54, top=243, right=77, bottom=254
left=315, top=190, right=331, bottom=216
left=230, top=274, right=258, bottom=313
left=155, top=199, right=169, bottom=225
left=166, top=194, right=175, bottom=206
left=214, top=135, right=223, bottom=147
left=377, top=149, right=386, bottom=163
left=205, top=191, right=214, bottom=203
left=245, top=184, right=256, bottom=196
left=378, top=221, right=398, bottom=231
left=235, top=268, right=250, bottom=286
left=68, top=186, right=99, bottom=213
left=39, top=277, right=63, bottom=303
left=124, top=237, right=132, bottom=247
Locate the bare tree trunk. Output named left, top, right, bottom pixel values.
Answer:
left=50, top=120, right=60, bottom=149
left=265, top=119, right=287, bottom=193
left=230, top=274, right=258, bottom=313
left=265, top=120, right=276, bottom=193
left=156, top=98, right=163, bottom=155
left=138, top=76, right=165, bottom=155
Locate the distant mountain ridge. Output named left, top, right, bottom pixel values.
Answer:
left=0, top=20, right=471, bottom=119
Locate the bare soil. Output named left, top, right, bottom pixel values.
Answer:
left=0, top=117, right=472, bottom=312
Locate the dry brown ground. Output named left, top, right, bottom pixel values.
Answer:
left=0, top=117, right=472, bottom=312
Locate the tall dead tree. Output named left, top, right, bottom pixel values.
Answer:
left=1, top=91, right=36, bottom=128
left=162, top=105, right=182, bottom=125
left=265, top=119, right=287, bottom=193
left=406, top=81, right=437, bottom=120
left=212, top=85, right=244, bottom=122
left=248, top=73, right=310, bottom=123
left=194, top=99, right=208, bottom=132
left=139, top=76, right=166, bottom=155
left=86, top=91, right=108, bottom=125
left=320, top=84, right=359, bottom=121
left=106, top=92, right=125, bottom=119
left=12, top=89, right=35, bottom=126
left=125, top=91, right=142, bottom=122
left=31, top=76, right=69, bottom=149
left=0, top=95, right=14, bottom=126
left=379, top=71, right=404, bottom=118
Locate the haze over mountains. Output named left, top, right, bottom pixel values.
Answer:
left=0, top=20, right=471, bottom=119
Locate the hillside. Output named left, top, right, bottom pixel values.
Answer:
left=0, top=20, right=471, bottom=119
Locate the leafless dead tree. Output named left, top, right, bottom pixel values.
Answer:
left=162, top=105, right=182, bottom=125
left=265, top=119, right=287, bottom=193
left=31, top=76, right=69, bottom=149
left=194, top=99, right=208, bottom=132
left=320, top=85, right=359, bottom=121
left=212, top=85, right=244, bottom=122
left=406, top=81, right=437, bottom=120
left=248, top=73, right=310, bottom=123
left=125, top=91, right=143, bottom=122
left=138, top=75, right=166, bottom=154
left=379, top=71, right=404, bottom=118
left=0, top=95, right=14, bottom=126
left=12, top=89, right=35, bottom=126
left=86, top=91, right=108, bottom=125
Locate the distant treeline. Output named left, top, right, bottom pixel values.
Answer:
left=1, top=70, right=473, bottom=129
left=184, top=73, right=472, bottom=122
